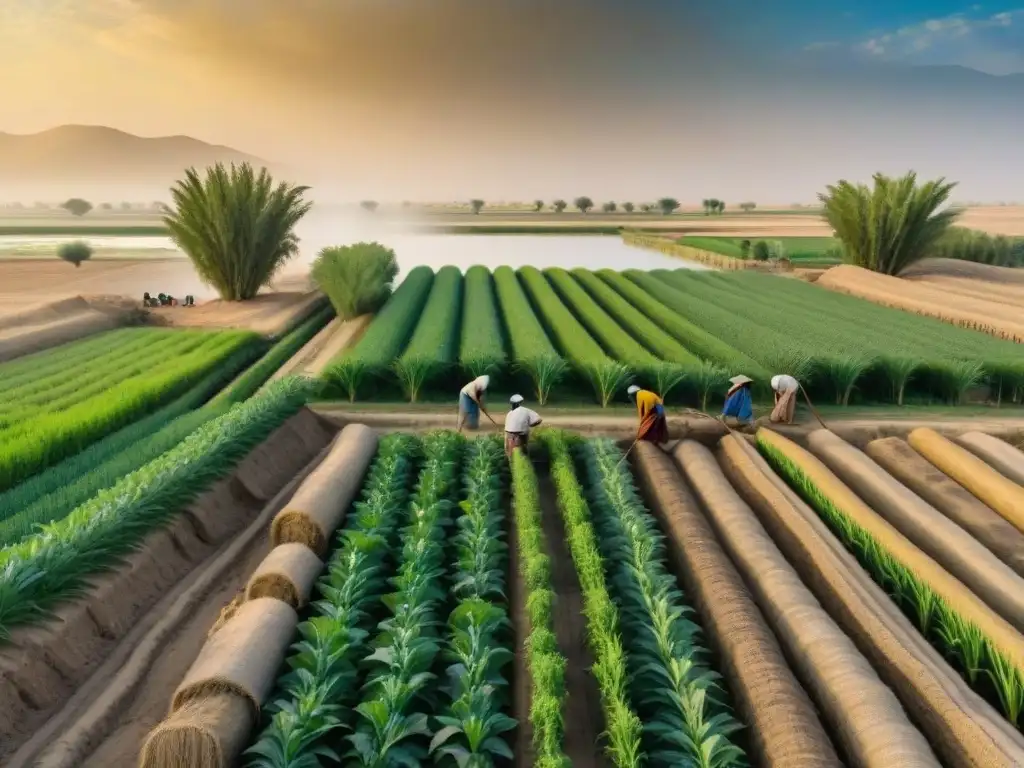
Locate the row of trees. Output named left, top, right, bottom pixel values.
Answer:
left=355, top=198, right=690, bottom=215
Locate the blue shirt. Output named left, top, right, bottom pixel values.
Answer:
left=722, top=387, right=753, bottom=422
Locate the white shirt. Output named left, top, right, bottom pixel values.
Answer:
left=505, top=407, right=540, bottom=434
left=460, top=376, right=489, bottom=400
left=772, top=374, right=799, bottom=393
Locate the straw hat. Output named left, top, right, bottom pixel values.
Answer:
left=509, top=394, right=524, bottom=404
left=728, top=375, right=753, bottom=387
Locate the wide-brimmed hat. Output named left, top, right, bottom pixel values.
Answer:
left=509, top=394, right=524, bottom=404
left=728, top=375, right=753, bottom=387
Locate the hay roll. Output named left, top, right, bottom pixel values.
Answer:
left=675, top=440, right=920, bottom=767
left=172, top=597, right=297, bottom=713
left=271, top=422, right=378, bottom=556
left=808, top=429, right=1024, bottom=633
left=140, top=693, right=251, bottom=768
left=957, top=432, right=1024, bottom=488
left=718, top=433, right=1024, bottom=767
left=245, top=543, right=325, bottom=609
left=909, top=428, right=1024, bottom=533
left=866, top=437, right=1024, bottom=577
left=762, top=429, right=1024, bottom=674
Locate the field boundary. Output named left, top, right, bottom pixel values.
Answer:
left=12, top=410, right=339, bottom=768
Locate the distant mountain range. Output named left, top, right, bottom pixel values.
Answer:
left=0, top=125, right=266, bottom=183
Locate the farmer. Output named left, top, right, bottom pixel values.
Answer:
left=457, top=374, right=493, bottom=432
left=504, top=394, right=543, bottom=457
left=770, top=374, right=800, bottom=424
left=628, top=385, right=668, bottom=444
left=721, top=375, right=754, bottom=425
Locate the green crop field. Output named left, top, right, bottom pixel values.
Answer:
left=322, top=265, right=1024, bottom=409
left=679, top=235, right=841, bottom=265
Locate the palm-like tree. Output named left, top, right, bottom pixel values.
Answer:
left=164, top=163, right=312, bottom=301
left=819, top=171, right=960, bottom=275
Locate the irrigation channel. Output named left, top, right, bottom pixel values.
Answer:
left=5, top=410, right=1024, bottom=768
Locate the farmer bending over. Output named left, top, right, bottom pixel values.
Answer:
left=721, top=375, right=754, bottom=426
left=628, top=385, right=668, bottom=445
left=504, top=394, right=542, bottom=457
left=457, top=375, right=493, bottom=432
left=770, top=374, right=800, bottom=424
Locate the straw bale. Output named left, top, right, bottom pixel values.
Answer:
left=245, top=542, right=324, bottom=609
left=866, top=437, right=1024, bottom=577
left=139, top=693, right=251, bottom=768
left=808, top=429, right=1024, bottom=632
left=633, top=441, right=842, bottom=767
left=172, top=597, right=297, bottom=713
left=909, top=428, right=1024, bottom=533
left=270, top=423, right=377, bottom=556
left=957, top=432, right=1024, bottom=488
left=676, top=440, right=920, bottom=767
left=717, top=433, right=1024, bottom=767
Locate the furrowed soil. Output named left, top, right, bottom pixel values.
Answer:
left=538, top=471, right=606, bottom=768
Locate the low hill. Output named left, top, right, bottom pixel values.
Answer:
left=0, top=125, right=268, bottom=186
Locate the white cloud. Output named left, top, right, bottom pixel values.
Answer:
left=854, top=8, right=1024, bottom=74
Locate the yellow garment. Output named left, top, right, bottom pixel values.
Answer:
left=636, top=390, right=663, bottom=421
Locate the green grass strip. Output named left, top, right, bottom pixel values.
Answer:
left=0, top=375, right=317, bottom=641
left=212, top=302, right=334, bottom=406
left=509, top=447, right=571, bottom=768
left=0, top=344, right=261, bottom=527
left=541, top=430, right=643, bottom=767
left=758, top=436, right=1024, bottom=725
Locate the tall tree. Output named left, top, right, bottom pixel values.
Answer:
left=658, top=198, right=680, bottom=215
left=739, top=201, right=756, bottom=212
left=574, top=196, right=594, bottom=214
left=602, top=201, right=617, bottom=213
left=360, top=200, right=379, bottom=212
left=701, top=198, right=711, bottom=215
left=164, top=162, right=312, bottom=301
left=60, top=198, right=92, bottom=217
left=819, top=171, right=960, bottom=275
left=553, top=199, right=568, bottom=213
left=623, top=202, right=635, bottom=213
left=470, top=199, right=485, bottom=214
left=533, top=199, right=544, bottom=212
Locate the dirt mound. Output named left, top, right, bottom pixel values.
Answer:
left=299, top=315, right=372, bottom=376
left=0, top=309, right=121, bottom=363
left=818, top=264, right=1024, bottom=342
left=0, top=407, right=337, bottom=762
left=149, top=292, right=325, bottom=337
left=902, top=258, right=1024, bottom=284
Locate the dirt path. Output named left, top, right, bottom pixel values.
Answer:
left=507, top=488, right=534, bottom=768
left=537, top=472, right=605, bottom=768
left=76, top=539, right=269, bottom=767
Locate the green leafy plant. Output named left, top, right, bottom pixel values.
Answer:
left=459, top=266, right=507, bottom=378
left=581, top=439, right=747, bottom=767
left=392, top=357, right=441, bottom=403
left=57, top=240, right=92, bottom=267
left=311, top=243, right=399, bottom=320
left=541, top=431, right=644, bottom=766
left=164, top=162, right=312, bottom=300
left=586, top=361, right=632, bottom=408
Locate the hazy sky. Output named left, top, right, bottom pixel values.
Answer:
left=2, top=1, right=1022, bottom=201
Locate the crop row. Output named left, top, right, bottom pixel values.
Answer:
left=0, top=330, right=263, bottom=492
left=0, top=375, right=317, bottom=640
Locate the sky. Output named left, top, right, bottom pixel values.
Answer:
left=0, top=1, right=1022, bottom=202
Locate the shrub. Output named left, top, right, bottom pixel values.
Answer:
left=553, top=200, right=567, bottom=213
left=658, top=197, right=680, bottom=215
left=311, top=242, right=399, bottom=320
left=60, top=198, right=92, bottom=217
left=57, top=241, right=92, bottom=267
left=820, top=171, right=960, bottom=275
left=752, top=241, right=771, bottom=261
left=574, top=196, right=594, bottom=214
left=164, top=162, right=312, bottom=300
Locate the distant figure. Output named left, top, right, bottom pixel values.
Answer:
left=628, top=385, right=668, bottom=444
left=457, top=375, right=492, bottom=432
left=721, top=375, right=754, bottom=425
left=504, top=394, right=543, bottom=457
left=770, top=374, right=800, bottom=424
left=142, top=292, right=159, bottom=307
left=184, top=295, right=196, bottom=307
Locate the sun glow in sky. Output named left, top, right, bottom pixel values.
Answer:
left=1, top=1, right=1022, bottom=200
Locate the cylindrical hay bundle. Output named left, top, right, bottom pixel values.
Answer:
left=761, top=428, right=1024, bottom=675
left=271, top=422, right=378, bottom=556
left=245, top=543, right=325, bottom=609
left=632, top=442, right=843, bottom=768
left=172, top=597, right=298, bottom=713
left=717, top=433, right=1024, bottom=767
left=808, top=429, right=1024, bottom=633
left=866, top=437, right=1024, bottom=577
left=140, top=694, right=252, bottom=768
left=957, top=432, right=1024, bottom=488
left=675, top=440, right=919, bottom=768
left=909, top=427, right=1024, bottom=533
